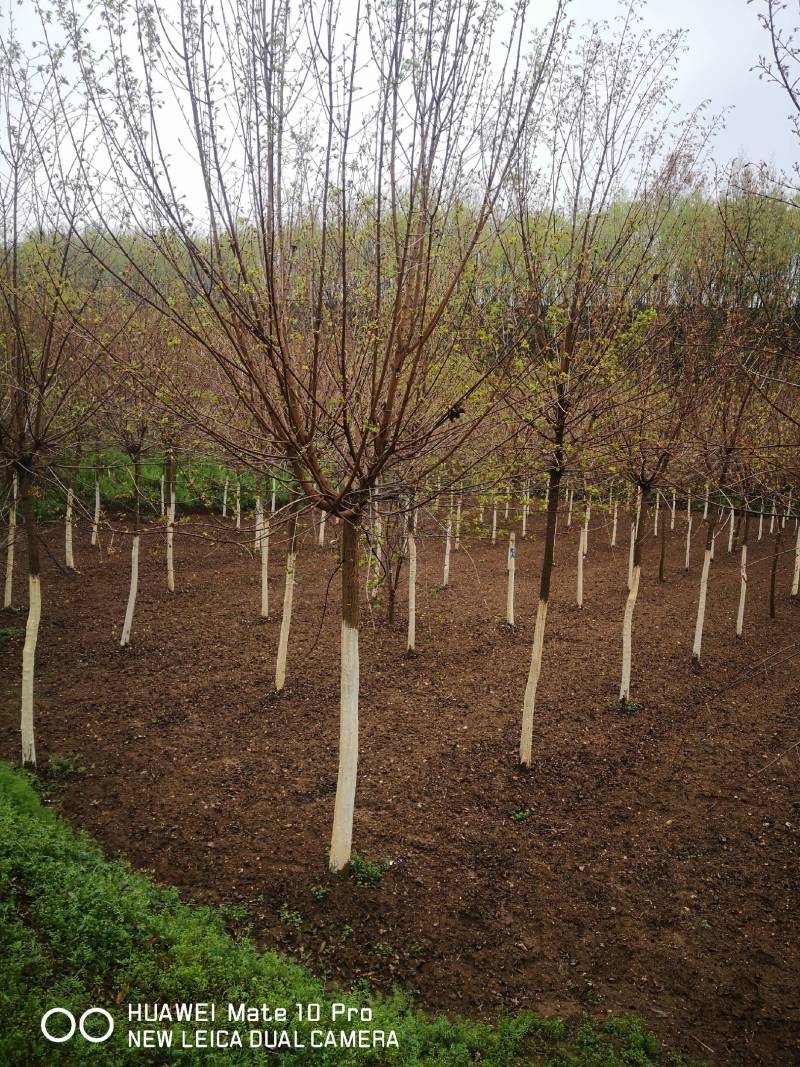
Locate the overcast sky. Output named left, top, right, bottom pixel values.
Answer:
left=8, top=0, right=796, bottom=179
left=545, top=0, right=794, bottom=174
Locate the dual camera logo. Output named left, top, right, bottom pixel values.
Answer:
left=41, top=1007, right=115, bottom=1044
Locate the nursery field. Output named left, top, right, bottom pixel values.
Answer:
left=1, top=510, right=798, bottom=1066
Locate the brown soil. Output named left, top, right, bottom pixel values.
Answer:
left=2, top=506, right=799, bottom=1066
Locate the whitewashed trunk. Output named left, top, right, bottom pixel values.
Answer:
left=166, top=484, right=176, bottom=592
left=670, top=488, right=676, bottom=531
left=520, top=599, right=548, bottom=767
left=407, top=534, right=417, bottom=651
left=692, top=548, right=712, bottom=662
left=506, top=533, right=516, bottom=626
left=611, top=502, right=618, bottom=547
left=703, top=485, right=709, bottom=520
left=576, top=525, right=584, bottom=608
left=736, top=543, right=748, bottom=636
left=159, top=474, right=165, bottom=517
left=329, top=619, right=359, bottom=871
left=627, top=520, right=636, bottom=591
left=260, top=519, right=270, bottom=617
left=235, top=481, right=241, bottom=530
left=491, top=500, right=497, bottom=545
left=222, top=475, right=229, bottom=517
left=443, top=518, right=452, bottom=587
left=792, top=523, right=800, bottom=597
left=685, top=508, right=692, bottom=572
left=504, top=491, right=510, bottom=520
left=4, top=474, right=17, bottom=608
left=567, top=489, right=573, bottom=527
left=758, top=505, right=764, bottom=542
left=329, top=520, right=360, bottom=872
left=653, top=494, right=660, bottom=538
left=20, top=573, right=41, bottom=766
left=120, top=534, right=140, bottom=647
left=728, top=506, right=735, bottom=553
left=91, top=475, right=100, bottom=547
left=254, top=494, right=263, bottom=553
left=275, top=550, right=296, bottom=690
left=318, top=510, right=327, bottom=547
left=65, top=488, right=75, bottom=570
left=455, top=495, right=462, bottom=551
left=619, top=565, right=640, bottom=702
left=770, top=501, right=776, bottom=534
left=271, top=478, right=276, bottom=514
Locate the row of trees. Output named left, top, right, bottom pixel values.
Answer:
left=2, top=0, right=799, bottom=872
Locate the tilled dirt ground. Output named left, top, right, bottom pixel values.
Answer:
left=1, top=505, right=798, bottom=1066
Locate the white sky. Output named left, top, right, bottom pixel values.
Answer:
left=536, top=0, right=795, bottom=174
left=7, top=0, right=797, bottom=179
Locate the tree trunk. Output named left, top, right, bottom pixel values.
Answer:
left=260, top=518, right=270, bottom=618
left=65, top=450, right=81, bottom=571
left=727, top=505, right=735, bottom=554
left=736, top=512, right=751, bottom=637
left=619, top=488, right=650, bottom=703
left=254, top=488, right=263, bottom=553
left=670, top=488, right=676, bottom=531
left=166, top=450, right=176, bottom=592
left=611, top=500, right=618, bottom=547
left=576, top=521, right=584, bottom=607
left=329, top=515, right=361, bottom=872
left=520, top=467, right=561, bottom=767
left=222, top=474, right=229, bottom=517
left=407, top=532, right=417, bottom=651
left=235, top=476, right=241, bottom=530
left=443, top=516, right=452, bottom=587
left=455, top=493, right=462, bottom=551
left=20, top=468, right=41, bottom=767
left=120, top=453, right=142, bottom=647
left=685, top=491, right=692, bottom=572
left=491, top=498, right=497, bottom=544
left=692, top=514, right=716, bottom=663
left=91, top=471, right=101, bottom=547
left=658, top=509, right=667, bottom=582
left=506, top=532, right=516, bottom=625
left=275, top=509, right=298, bottom=690
left=318, top=509, right=327, bottom=547
left=792, top=520, right=800, bottom=597
left=4, top=472, right=17, bottom=608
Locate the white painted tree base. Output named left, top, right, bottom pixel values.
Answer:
left=275, top=551, right=296, bottom=690
left=91, top=477, right=100, bottom=547
left=736, top=543, right=748, bottom=636
left=619, top=565, right=640, bottom=701
left=21, top=574, right=41, bottom=766
left=120, top=535, right=140, bottom=647
left=65, top=489, right=75, bottom=570
left=520, top=598, right=548, bottom=767
left=329, top=620, right=359, bottom=871
left=692, top=548, right=712, bottom=662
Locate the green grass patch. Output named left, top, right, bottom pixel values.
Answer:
left=0, top=764, right=702, bottom=1065
left=27, top=451, right=293, bottom=521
